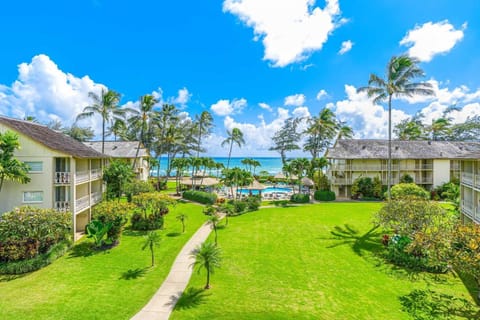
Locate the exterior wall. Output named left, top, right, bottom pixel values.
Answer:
left=433, top=159, right=451, bottom=187
left=460, top=160, right=480, bottom=224
left=328, top=157, right=451, bottom=198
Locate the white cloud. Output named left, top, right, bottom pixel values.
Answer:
left=258, top=102, right=273, bottom=112
left=400, top=20, right=465, bottom=62
left=210, top=98, right=247, bottom=116
left=0, top=54, right=106, bottom=128
left=316, top=89, right=328, bottom=100
left=284, top=93, right=306, bottom=106
left=223, top=0, right=342, bottom=67
left=332, top=85, right=410, bottom=139
left=292, top=106, right=310, bottom=119
left=338, top=40, right=353, bottom=55
left=172, top=87, right=191, bottom=106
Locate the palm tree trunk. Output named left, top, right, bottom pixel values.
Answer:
left=205, top=267, right=210, bottom=289
left=226, top=141, right=233, bottom=170
left=197, top=125, right=202, bottom=158
left=387, top=94, right=392, bottom=201
left=132, top=122, right=144, bottom=171
left=102, top=118, right=105, bottom=154
left=150, top=244, right=154, bottom=266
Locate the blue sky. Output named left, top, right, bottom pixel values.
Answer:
left=0, top=0, right=479, bottom=156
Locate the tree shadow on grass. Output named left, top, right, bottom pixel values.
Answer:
left=325, top=224, right=383, bottom=257
left=170, top=287, right=211, bottom=310
left=0, top=274, right=26, bottom=282
left=67, top=242, right=105, bottom=258
left=166, top=232, right=182, bottom=237
left=399, top=289, right=480, bottom=319
left=122, top=229, right=147, bottom=237
left=457, top=271, right=480, bottom=306
left=119, top=267, right=149, bottom=280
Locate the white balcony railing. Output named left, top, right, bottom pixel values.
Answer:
left=75, top=171, right=89, bottom=184
left=75, top=195, right=90, bottom=212
left=332, top=178, right=351, bottom=185
left=54, top=172, right=70, bottom=184
left=91, top=192, right=102, bottom=205
left=91, top=168, right=102, bottom=180
left=55, top=201, right=70, bottom=212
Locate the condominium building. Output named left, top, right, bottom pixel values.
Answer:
left=326, top=139, right=480, bottom=198
left=460, top=158, right=480, bottom=224
left=84, top=141, right=150, bottom=181
left=0, top=116, right=106, bottom=237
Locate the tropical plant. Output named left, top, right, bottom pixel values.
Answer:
left=303, top=107, right=339, bottom=160
left=76, top=88, right=125, bottom=154
left=195, top=110, right=214, bottom=157
left=399, top=173, right=414, bottom=184
left=351, top=177, right=375, bottom=199
left=86, top=220, right=113, bottom=248
left=131, top=193, right=173, bottom=230
left=390, top=183, right=429, bottom=200
left=358, top=55, right=434, bottom=199
left=171, top=157, right=189, bottom=194
left=176, top=213, right=188, bottom=233
left=221, top=128, right=245, bottom=170
left=92, top=201, right=135, bottom=243
left=102, top=160, right=135, bottom=199
left=190, top=241, right=222, bottom=289
left=269, top=117, right=302, bottom=167
left=208, top=214, right=221, bottom=245
left=142, top=231, right=161, bottom=267
left=0, top=131, right=30, bottom=192
left=183, top=190, right=217, bottom=205
left=289, top=158, right=310, bottom=194
left=63, top=125, right=95, bottom=142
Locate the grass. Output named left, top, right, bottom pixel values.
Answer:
left=171, top=202, right=478, bottom=320
left=0, top=202, right=206, bottom=320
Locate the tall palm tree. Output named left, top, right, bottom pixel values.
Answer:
left=304, top=108, right=339, bottom=160
left=76, top=88, right=123, bottom=154
left=221, top=128, right=245, bottom=170
left=190, top=241, right=222, bottom=289
left=251, top=159, right=261, bottom=176
left=107, top=118, right=127, bottom=141
left=290, top=158, right=310, bottom=194
left=358, top=55, right=434, bottom=199
left=130, top=94, right=159, bottom=170
left=195, top=111, right=214, bottom=157
left=171, top=157, right=189, bottom=195
left=336, top=124, right=354, bottom=141
left=152, top=104, right=179, bottom=180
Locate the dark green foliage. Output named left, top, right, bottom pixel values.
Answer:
left=0, top=240, right=71, bottom=274
left=0, top=131, right=31, bottom=192
left=86, top=220, right=113, bottom=248
left=232, top=200, right=247, bottom=213
left=183, top=190, right=217, bottom=205
left=131, top=212, right=164, bottom=230
left=125, top=180, right=154, bottom=202
left=92, top=201, right=134, bottom=243
left=103, top=160, right=135, bottom=199
left=131, top=193, right=173, bottom=230
left=390, top=183, right=429, bottom=200
left=351, top=177, right=376, bottom=199
left=399, top=173, right=414, bottom=184
left=245, top=195, right=261, bottom=211
left=290, top=193, right=310, bottom=203
left=372, top=176, right=383, bottom=199
left=0, top=207, right=71, bottom=262
left=385, top=235, right=440, bottom=272
left=314, top=190, right=335, bottom=201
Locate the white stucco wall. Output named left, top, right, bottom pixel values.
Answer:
left=433, top=159, right=451, bottom=187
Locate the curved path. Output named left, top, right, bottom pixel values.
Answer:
left=131, top=218, right=217, bottom=320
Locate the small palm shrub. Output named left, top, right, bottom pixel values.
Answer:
left=314, top=190, right=335, bottom=201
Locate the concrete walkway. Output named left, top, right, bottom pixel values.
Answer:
left=131, top=219, right=216, bottom=320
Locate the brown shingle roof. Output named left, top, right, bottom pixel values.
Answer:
left=84, top=141, right=149, bottom=158
left=0, top=116, right=106, bottom=158
left=326, top=139, right=480, bottom=159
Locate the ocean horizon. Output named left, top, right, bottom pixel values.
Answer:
left=151, top=157, right=285, bottom=176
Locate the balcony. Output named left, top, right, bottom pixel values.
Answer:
left=461, top=172, right=474, bottom=186
left=91, top=192, right=102, bottom=205
left=91, top=168, right=102, bottom=180
left=54, top=172, right=71, bottom=184
left=415, top=178, right=433, bottom=184
left=55, top=201, right=70, bottom=212
left=75, top=195, right=90, bottom=212
left=332, top=178, right=351, bottom=185
left=75, top=171, right=89, bottom=184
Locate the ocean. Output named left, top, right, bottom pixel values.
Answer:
left=151, top=157, right=284, bottom=176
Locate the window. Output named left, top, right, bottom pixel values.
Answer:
left=23, top=191, right=43, bottom=203
left=24, top=161, right=43, bottom=173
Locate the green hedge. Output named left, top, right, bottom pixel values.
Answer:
left=314, top=190, right=336, bottom=201
left=290, top=193, right=310, bottom=203
left=0, top=240, right=71, bottom=275
left=183, top=190, right=217, bottom=205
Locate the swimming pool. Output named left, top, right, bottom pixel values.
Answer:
left=237, top=186, right=293, bottom=195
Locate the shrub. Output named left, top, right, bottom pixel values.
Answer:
left=399, top=173, right=414, bottom=184
left=131, top=193, right=174, bottom=231
left=92, top=201, right=134, bottom=243
left=0, top=207, right=71, bottom=263
left=351, top=177, right=375, bottom=199
left=313, top=171, right=331, bottom=191
left=0, top=240, right=71, bottom=274
left=182, top=190, right=217, bottom=205
left=245, top=195, right=261, bottom=211
left=390, top=183, right=429, bottom=200
left=86, top=220, right=112, bottom=248
left=125, top=180, right=154, bottom=201
left=203, top=205, right=216, bottom=216
left=290, top=193, right=310, bottom=203
left=314, top=190, right=335, bottom=201
left=232, top=200, right=247, bottom=213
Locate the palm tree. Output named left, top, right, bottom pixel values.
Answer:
left=107, top=118, right=127, bottom=141
left=190, top=241, right=222, bottom=289
left=336, top=124, right=354, bottom=141
left=76, top=88, right=123, bottom=154
left=241, top=158, right=253, bottom=174
left=221, top=128, right=245, bottom=170
left=290, top=158, right=310, bottom=194
left=189, top=157, right=203, bottom=190
left=195, top=111, right=214, bottom=157
left=304, top=107, right=339, bottom=160
left=358, top=55, right=434, bottom=199
left=142, top=231, right=161, bottom=267
left=171, top=157, right=189, bottom=195
left=130, top=94, right=158, bottom=170
left=251, top=159, right=261, bottom=176
left=176, top=213, right=188, bottom=233
left=207, top=214, right=221, bottom=245
left=215, top=162, right=224, bottom=178
left=152, top=104, right=179, bottom=181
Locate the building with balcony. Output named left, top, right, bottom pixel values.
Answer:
left=84, top=141, right=150, bottom=181
left=326, top=139, right=480, bottom=199
left=0, top=116, right=107, bottom=238
left=460, top=158, right=480, bottom=224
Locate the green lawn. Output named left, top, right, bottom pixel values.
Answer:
left=171, top=202, right=478, bottom=320
left=0, top=202, right=206, bottom=320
